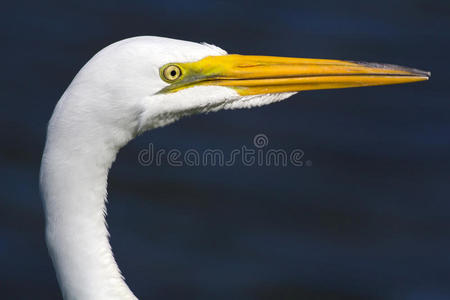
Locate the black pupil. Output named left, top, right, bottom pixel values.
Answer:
left=170, top=69, right=177, bottom=77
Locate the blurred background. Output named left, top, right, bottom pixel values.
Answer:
left=1, top=0, right=450, bottom=299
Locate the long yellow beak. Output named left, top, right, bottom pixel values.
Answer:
left=159, top=54, right=430, bottom=96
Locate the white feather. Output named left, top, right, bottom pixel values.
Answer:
left=40, top=36, right=296, bottom=300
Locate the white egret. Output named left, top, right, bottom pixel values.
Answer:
left=40, top=36, right=429, bottom=299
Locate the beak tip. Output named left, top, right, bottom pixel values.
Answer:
left=417, top=69, right=431, bottom=79
left=351, top=60, right=430, bottom=79
left=416, top=70, right=431, bottom=79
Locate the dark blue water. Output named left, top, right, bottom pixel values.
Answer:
left=2, top=0, right=450, bottom=299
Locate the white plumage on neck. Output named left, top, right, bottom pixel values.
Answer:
left=40, top=88, right=139, bottom=299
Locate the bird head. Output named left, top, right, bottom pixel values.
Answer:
left=66, top=36, right=429, bottom=136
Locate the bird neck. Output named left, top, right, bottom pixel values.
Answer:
left=40, top=98, right=138, bottom=300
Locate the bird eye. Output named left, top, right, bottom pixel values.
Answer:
left=161, top=65, right=182, bottom=82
